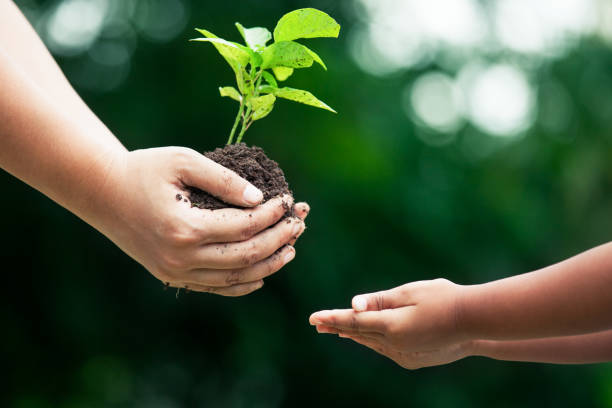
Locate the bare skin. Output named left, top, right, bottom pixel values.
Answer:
left=0, top=1, right=309, bottom=296
left=311, top=243, right=612, bottom=368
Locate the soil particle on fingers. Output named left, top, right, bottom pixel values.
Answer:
left=187, top=143, right=293, bottom=212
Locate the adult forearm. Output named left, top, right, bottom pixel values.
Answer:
left=471, top=330, right=612, bottom=364
left=0, top=48, right=126, bottom=229
left=0, top=1, right=121, bottom=147
left=460, top=243, right=612, bottom=341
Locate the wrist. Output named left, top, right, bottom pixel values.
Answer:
left=453, top=283, right=478, bottom=344
left=465, top=339, right=492, bottom=358
left=73, top=143, right=129, bottom=233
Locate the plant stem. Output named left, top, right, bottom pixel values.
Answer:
left=253, top=72, right=263, bottom=96
left=234, top=69, right=264, bottom=144
left=227, top=99, right=244, bottom=145
left=236, top=105, right=252, bottom=143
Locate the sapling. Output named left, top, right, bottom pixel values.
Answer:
left=191, top=8, right=340, bottom=145
left=186, top=8, right=340, bottom=212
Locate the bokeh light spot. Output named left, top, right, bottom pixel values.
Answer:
left=462, top=64, right=535, bottom=137
left=45, top=0, right=109, bottom=56
left=405, top=72, right=464, bottom=133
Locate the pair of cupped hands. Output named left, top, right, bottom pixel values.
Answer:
left=107, top=148, right=464, bottom=370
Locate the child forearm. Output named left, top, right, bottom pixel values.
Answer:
left=460, top=243, right=612, bottom=341
left=472, top=330, right=612, bottom=364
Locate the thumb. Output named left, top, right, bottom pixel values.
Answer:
left=179, top=149, right=263, bottom=207
left=352, top=284, right=411, bottom=312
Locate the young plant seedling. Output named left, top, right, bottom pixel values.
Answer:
left=191, top=8, right=340, bottom=144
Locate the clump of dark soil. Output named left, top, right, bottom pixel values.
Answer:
left=187, top=143, right=292, bottom=210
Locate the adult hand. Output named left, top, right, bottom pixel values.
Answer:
left=96, top=147, right=308, bottom=296
left=309, top=279, right=469, bottom=367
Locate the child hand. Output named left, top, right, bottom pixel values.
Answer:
left=309, top=279, right=470, bottom=366
left=334, top=331, right=472, bottom=370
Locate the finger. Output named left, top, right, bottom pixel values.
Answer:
left=169, top=280, right=264, bottom=296
left=293, top=202, right=310, bottom=220
left=289, top=218, right=307, bottom=246
left=309, top=309, right=391, bottom=334
left=185, top=245, right=295, bottom=287
left=316, top=325, right=384, bottom=341
left=341, top=334, right=394, bottom=358
left=190, top=195, right=293, bottom=244
left=316, top=324, right=340, bottom=334
left=289, top=203, right=310, bottom=245
left=190, top=217, right=304, bottom=269
left=177, top=148, right=263, bottom=207
left=211, top=280, right=264, bottom=296
left=342, top=334, right=384, bottom=351
left=352, top=283, right=415, bottom=312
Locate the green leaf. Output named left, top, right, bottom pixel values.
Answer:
left=219, top=86, right=242, bottom=102
left=234, top=65, right=251, bottom=95
left=302, top=44, right=327, bottom=70
left=273, top=87, right=336, bottom=113
left=235, top=22, right=272, bottom=51
left=273, top=8, right=340, bottom=42
left=272, top=67, right=294, bottom=81
left=250, top=94, right=276, bottom=120
left=262, top=41, right=326, bottom=70
left=258, top=84, right=276, bottom=94
left=261, top=71, right=278, bottom=88
left=192, top=29, right=250, bottom=71
left=249, top=52, right=263, bottom=68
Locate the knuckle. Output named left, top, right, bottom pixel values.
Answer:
left=157, top=252, right=185, bottom=272
left=218, top=169, right=238, bottom=198
left=375, top=294, right=385, bottom=310
left=350, top=314, right=359, bottom=330
left=239, top=219, right=260, bottom=241
left=170, top=147, right=198, bottom=168
left=160, top=217, right=200, bottom=247
left=225, top=269, right=243, bottom=285
left=384, top=321, right=401, bottom=337
left=172, top=146, right=196, bottom=160
left=271, top=252, right=284, bottom=271
left=239, top=242, right=260, bottom=266
left=168, top=228, right=199, bottom=247
left=255, top=256, right=278, bottom=279
left=399, top=283, right=413, bottom=296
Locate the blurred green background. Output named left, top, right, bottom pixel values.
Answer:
left=3, top=0, right=612, bottom=406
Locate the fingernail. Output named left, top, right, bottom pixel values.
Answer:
left=291, top=219, right=303, bottom=236
left=284, top=247, right=295, bottom=264
left=243, top=184, right=263, bottom=205
left=353, top=296, right=367, bottom=312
